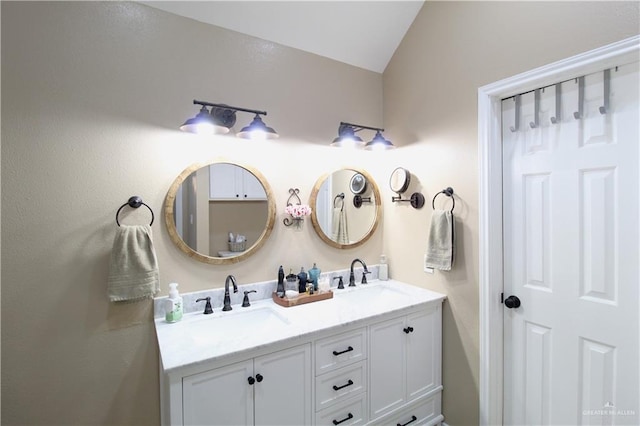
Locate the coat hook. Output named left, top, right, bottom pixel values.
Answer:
left=509, top=95, right=520, bottom=132
left=529, top=89, right=540, bottom=128
left=573, top=76, right=584, bottom=119
left=550, top=84, right=561, bottom=124
left=598, top=68, right=610, bottom=115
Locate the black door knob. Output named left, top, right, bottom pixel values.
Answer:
left=247, top=376, right=255, bottom=385
left=255, top=373, right=263, bottom=383
left=504, top=295, right=521, bottom=309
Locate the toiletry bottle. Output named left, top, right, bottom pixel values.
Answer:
left=286, top=269, right=298, bottom=292
left=276, top=265, right=286, bottom=297
left=297, top=267, right=308, bottom=293
left=379, top=255, right=389, bottom=281
left=308, top=263, right=321, bottom=291
left=165, top=283, right=183, bottom=323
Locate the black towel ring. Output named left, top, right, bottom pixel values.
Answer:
left=116, top=196, right=154, bottom=226
left=432, top=187, right=455, bottom=213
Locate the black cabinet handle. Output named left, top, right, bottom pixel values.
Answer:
left=397, top=415, right=417, bottom=426
left=332, top=379, right=354, bottom=391
left=247, top=376, right=255, bottom=385
left=332, top=413, right=353, bottom=425
left=403, top=326, right=414, bottom=334
left=255, top=373, right=263, bottom=383
left=333, top=346, right=354, bottom=356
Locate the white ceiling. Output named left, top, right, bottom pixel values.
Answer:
left=140, top=1, right=424, bottom=73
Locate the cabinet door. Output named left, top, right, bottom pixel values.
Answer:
left=369, top=316, right=406, bottom=419
left=183, top=360, right=253, bottom=426
left=254, top=344, right=312, bottom=425
left=406, top=307, right=441, bottom=402
left=240, top=169, right=266, bottom=200
left=209, top=163, right=242, bottom=199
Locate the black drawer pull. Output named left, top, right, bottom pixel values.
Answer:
left=247, top=376, right=255, bottom=385
left=255, top=373, right=263, bottom=383
left=333, top=379, right=354, bottom=391
left=333, top=413, right=354, bottom=425
left=333, top=346, right=354, bottom=356
left=403, top=326, right=414, bottom=334
left=397, top=415, right=417, bottom=426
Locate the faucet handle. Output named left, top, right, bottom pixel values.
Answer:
left=195, top=297, right=213, bottom=314
left=242, top=290, right=257, bottom=307
left=361, top=270, right=371, bottom=284
left=333, top=276, right=344, bottom=290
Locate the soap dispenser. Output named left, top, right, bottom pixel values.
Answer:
left=165, top=283, right=183, bottom=323
left=379, top=255, right=389, bottom=281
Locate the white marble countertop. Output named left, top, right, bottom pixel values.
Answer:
left=155, top=279, right=446, bottom=374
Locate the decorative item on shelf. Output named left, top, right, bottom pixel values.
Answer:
left=389, top=167, right=425, bottom=209
left=180, top=99, right=278, bottom=140
left=283, top=188, right=311, bottom=230
left=330, top=121, right=396, bottom=150
left=228, top=232, right=247, bottom=252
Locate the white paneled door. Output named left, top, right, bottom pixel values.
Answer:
left=502, top=61, right=639, bottom=425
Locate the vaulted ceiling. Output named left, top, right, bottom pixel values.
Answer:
left=140, top=1, right=424, bottom=73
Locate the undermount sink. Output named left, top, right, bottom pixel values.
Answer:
left=334, top=284, right=411, bottom=307
left=189, top=306, right=290, bottom=344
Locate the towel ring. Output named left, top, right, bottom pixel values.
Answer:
left=432, top=187, right=455, bottom=213
left=116, top=196, right=154, bottom=226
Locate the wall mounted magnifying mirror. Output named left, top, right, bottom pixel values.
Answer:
left=309, top=168, right=381, bottom=249
left=349, top=173, right=367, bottom=194
left=390, top=167, right=425, bottom=209
left=164, top=161, right=276, bottom=264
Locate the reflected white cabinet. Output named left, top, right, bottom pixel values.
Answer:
left=182, top=344, right=311, bottom=426
left=209, top=163, right=266, bottom=200
left=369, top=306, right=442, bottom=421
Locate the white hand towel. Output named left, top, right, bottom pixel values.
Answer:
left=425, top=209, right=455, bottom=271
left=331, top=207, right=349, bottom=245
left=107, top=225, right=160, bottom=302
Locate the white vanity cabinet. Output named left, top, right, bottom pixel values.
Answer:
left=369, top=305, right=442, bottom=423
left=156, top=280, right=446, bottom=426
left=182, top=344, right=311, bottom=426
left=209, top=163, right=266, bottom=200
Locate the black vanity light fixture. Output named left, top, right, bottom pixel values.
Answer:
left=330, top=122, right=395, bottom=150
left=180, top=99, right=278, bottom=140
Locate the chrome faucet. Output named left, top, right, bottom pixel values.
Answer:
left=222, top=275, right=238, bottom=311
left=349, top=258, right=370, bottom=287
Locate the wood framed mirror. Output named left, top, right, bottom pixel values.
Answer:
left=164, top=161, right=276, bottom=264
left=309, top=168, right=381, bottom=249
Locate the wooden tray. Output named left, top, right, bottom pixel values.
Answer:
left=272, top=290, right=333, bottom=307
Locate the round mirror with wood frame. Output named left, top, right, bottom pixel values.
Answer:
left=309, top=168, right=381, bottom=249
left=164, top=161, right=276, bottom=264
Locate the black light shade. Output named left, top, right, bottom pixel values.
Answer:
left=236, top=114, right=279, bottom=140
left=180, top=106, right=230, bottom=135
left=330, top=125, right=364, bottom=148
left=364, top=131, right=395, bottom=150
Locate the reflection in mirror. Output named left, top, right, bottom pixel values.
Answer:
left=310, top=168, right=381, bottom=249
left=165, top=162, right=275, bottom=264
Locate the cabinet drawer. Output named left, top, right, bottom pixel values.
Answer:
left=315, top=393, right=368, bottom=426
left=370, top=392, right=442, bottom=426
left=315, top=361, right=367, bottom=411
left=315, top=328, right=367, bottom=375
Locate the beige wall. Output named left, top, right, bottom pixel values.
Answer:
left=2, top=1, right=638, bottom=425
left=1, top=2, right=383, bottom=424
left=383, top=2, right=639, bottom=425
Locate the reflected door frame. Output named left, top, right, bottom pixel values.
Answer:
left=477, top=36, right=639, bottom=426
